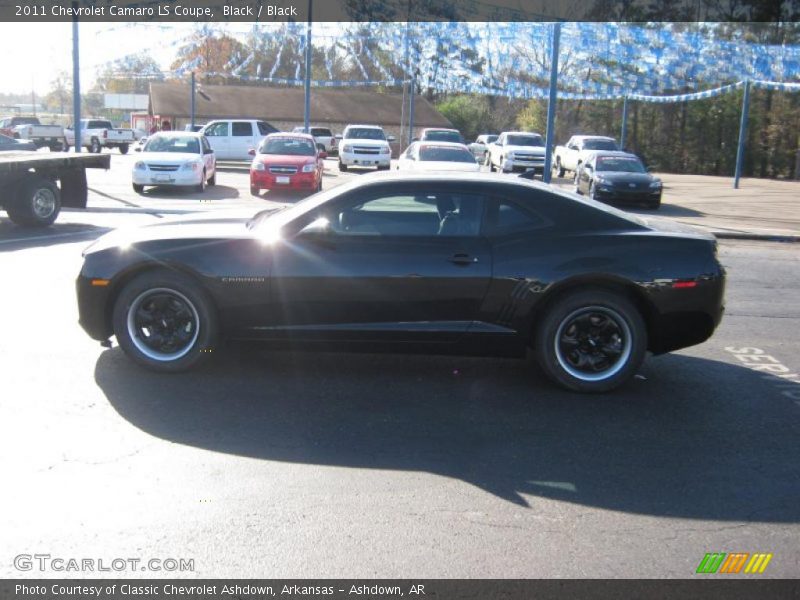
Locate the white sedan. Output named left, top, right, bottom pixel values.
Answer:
left=397, top=141, right=480, bottom=172
left=132, top=132, right=216, bottom=193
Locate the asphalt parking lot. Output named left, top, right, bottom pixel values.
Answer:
left=1, top=152, right=799, bottom=578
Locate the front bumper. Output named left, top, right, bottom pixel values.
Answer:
left=594, top=186, right=662, bottom=204
left=339, top=151, right=391, bottom=167
left=132, top=170, right=202, bottom=186
left=503, top=158, right=546, bottom=172
left=76, top=272, right=113, bottom=341
left=251, top=170, right=319, bottom=190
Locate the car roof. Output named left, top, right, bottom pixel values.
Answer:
left=344, top=124, right=384, bottom=129
left=585, top=150, right=640, bottom=159
left=501, top=131, right=543, bottom=136
left=149, top=131, right=204, bottom=138
left=572, top=135, right=617, bottom=141
left=413, top=141, right=471, bottom=149
left=422, top=128, right=460, bottom=132
left=265, top=131, right=315, bottom=140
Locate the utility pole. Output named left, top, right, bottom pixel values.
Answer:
left=72, top=5, right=81, bottom=153
left=190, top=71, right=196, bottom=129
left=542, top=22, right=561, bottom=184
left=303, top=0, right=312, bottom=133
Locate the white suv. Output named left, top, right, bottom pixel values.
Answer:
left=338, top=125, right=395, bottom=172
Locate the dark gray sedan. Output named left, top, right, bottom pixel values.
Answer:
left=0, top=133, right=36, bottom=152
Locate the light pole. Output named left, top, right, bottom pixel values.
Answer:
left=72, top=5, right=81, bottom=153
left=303, top=0, right=312, bottom=133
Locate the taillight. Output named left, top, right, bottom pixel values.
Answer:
left=672, top=281, right=697, bottom=289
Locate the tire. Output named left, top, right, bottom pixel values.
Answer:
left=338, top=161, right=348, bottom=172
left=377, top=164, right=390, bottom=171
left=119, top=144, right=129, bottom=155
left=90, top=138, right=101, bottom=154
left=317, top=180, right=322, bottom=192
left=62, top=143, right=70, bottom=153
left=534, top=289, right=647, bottom=393
left=132, top=183, right=144, bottom=193
left=489, top=160, right=496, bottom=172
left=195, top=170, right=206, bottom=193
left=556, top=158, right=566, bottom=178
left=207, top=171, right=216, bottom=186
left=112, top=269, right=219, bottom=373
left=250, top=185, right=260, bottom=196
left=6, top=176, right=61, bottom=227
left=589, top=181, right=598, bottom=200
left=646, top=195, right=661, bottom=210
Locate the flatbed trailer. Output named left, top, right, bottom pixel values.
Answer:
left=0, top=152, right=110, bottom=226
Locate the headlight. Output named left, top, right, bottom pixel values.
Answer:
left=342, top=144, right=353, bottom=152
left=134, top=161, right=146, bottom=170
left=302, top=163, right=316, bottom=173
left=380, top=145, right=390, bottom=154
left=649, top=180, right=662, bottom=189
left=505, top=152, right=514, bottom=160
left=253, top=162, right=266, bottom=172
left=181, top=161, right=201, bottom=171
left=594, top=176, right=607, bottom=184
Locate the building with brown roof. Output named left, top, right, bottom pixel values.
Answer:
left=147, top=82, right=452, bottom=142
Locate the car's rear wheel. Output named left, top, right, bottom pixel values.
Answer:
left=112, top=270, right=218, bottom=373
left=208, top=171, right=216, bottom=186
left=534, top=289, right=647, bottom=393
left=119, top=144, right=129, bottom=155
left=555, top=158, right=566, bottom=178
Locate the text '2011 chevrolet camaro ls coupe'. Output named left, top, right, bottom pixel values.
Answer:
left=76, top=172, right=725, bottom=393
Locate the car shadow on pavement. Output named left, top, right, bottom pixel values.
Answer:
left=136, top=185, right=239, bottom=200
left=95, top=348, right=800, bottom=522
left=0, top=221, right=110, bottom=252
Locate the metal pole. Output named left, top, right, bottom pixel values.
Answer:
left=620, top=95, right=628, bottom=150
left=408, top=76, right=415, bottom=143
left=190, top=71, right=196, bottom=129
left=303, top=0, right=312, bottom=133
left=542, top=22, right=561, bottom=184
left=404, top=19, right=411, bottom=146
left=734, top=80, right=751, bottom=189
left=72, top=9, right=81, bottom=153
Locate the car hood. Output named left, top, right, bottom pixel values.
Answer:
left=138, top=152, right=203, bottom=163
left=414, top=161, right=481, bottom=172
left=505, top=145, right=546, bottom=154
left=341, top=139, right=387, bottom=147
left=82, top=209, right=275, bottom=255
left=254, top=154, right=317, bottom=165
left=595, top=171, right=657, bottom=184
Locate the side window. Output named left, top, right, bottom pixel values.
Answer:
left=205, top=122, right=229, bottom=137
left=328, top=192, right=484, bottom=238
left=258, top=121, right=277, bottom=135
left=232, top=122, right=253, bottom=136
left=489, top=198, right=552, bottom=236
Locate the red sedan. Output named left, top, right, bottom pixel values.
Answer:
left=250, top=133, right=325, bottom=196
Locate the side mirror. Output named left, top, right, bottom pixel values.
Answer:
left=318, top=150, right=328, bottom=159
left=248, top=148, right=256, bottom=157
left=134, top=147, right=141, bottom=152
left=387, top=135, right=396, bottom=142
left=204, top=148, right=213, bottom=155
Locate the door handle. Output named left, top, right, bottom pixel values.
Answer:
left=449, top=253, right=477, bottom=266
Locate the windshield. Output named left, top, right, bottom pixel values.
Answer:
left=144, top=135, right=200, bottom=154
left=423, top=130, right=463, bottom=143
left=344, top=128, right=386, bottom=141
left=507, top=134, right=544, bottom=147
left=310, top=128, right=332, bottom=137
left=419, top=145, right=475, bottom=163
left=583, top=139, right=618, bottom=151
left=595, top=156, right=646, bottom=173
left=259, top=137, right=316, bottom=156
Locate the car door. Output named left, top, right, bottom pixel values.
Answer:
left=200, top=136, right=215, bottom=176
left=203, top=121, right=231, bottom=159
left=268, top=182, right=493, bottom=343
left=231, top=121, right=257, bottom=160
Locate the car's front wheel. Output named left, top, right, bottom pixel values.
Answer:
left=338, top=161, right=348, bottom=172
left=112, top=270, right=219, bottom=372
left=534, top=289, right=647, bottom=393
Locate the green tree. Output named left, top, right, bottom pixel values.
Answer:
left=95, top=53, right=164, bottom=94
left=436, top=94, right=492, bottom=141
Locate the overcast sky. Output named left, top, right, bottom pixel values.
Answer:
left=0, top=23, right=222, bottom=96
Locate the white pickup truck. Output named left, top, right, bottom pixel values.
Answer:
left=486, top=131, right=547, bottom=175
left=64, top=119, right=136, bottom=154
left=0, top=116, right=65, bottom=151
left=552, top=135, right=619, bottom=178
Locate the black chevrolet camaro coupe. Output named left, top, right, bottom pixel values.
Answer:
left=77, top=172, right=725, bottom=392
